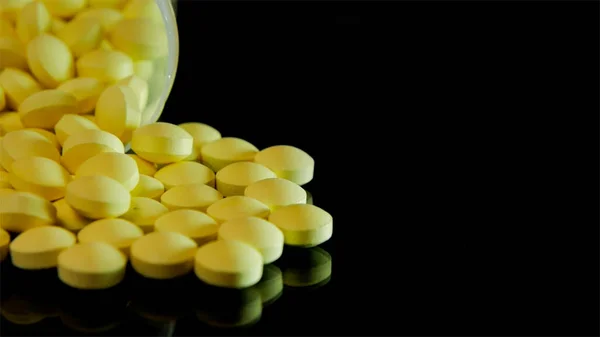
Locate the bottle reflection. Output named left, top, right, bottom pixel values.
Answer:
left=276, top=247, right=332, bottom=289
left=306, top=191, right=313, bottom=205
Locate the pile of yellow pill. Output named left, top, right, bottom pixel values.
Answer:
left=0, top=0, right=332, bottom=293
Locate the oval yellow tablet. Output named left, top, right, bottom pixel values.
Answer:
left=0, top=129, right=60, bottom=171
left=76, top=152, right=139, bottom=191
left=254, top=145, right=315, bottom=186
left=65, top=175, right=131, bottom=219
left=201, top=137, right=259, bottom=172
left=95, top=84, right=141, bottom=143
left=130, top=174, right=163, bottom=201
left=0, top=36, right=28, bottom=71
left=0, top=170, right=10, bottom=188
left=88, top=0, right=126, bottom=9
left=160, top=183, right=222, bottom=212
left=61, top=129, right=124, bottom=173
left=122, top=0, right=162, bottom=23
left=41, top=0, right=86, bottom=18
left=0, top=17, right=17, bottom=37
left=281, top=247, right=332, bottom=288
left=216, top=162, right=276, bottom=197
left=0, top=111, right=24, bottom=133
left=77, top=218, right=143, bottom=255
left=0, top=191, right=56, bottom=232
left=178, top=122, right=221, bottom=161
left=132, top=59, right=153, bottom=81
left=57, top=242, right=127, bottom=289
left=0, top=0, right=32, bottom=23
left=155, top=209, right=219, bottom=245
left=0, top=67, right=42, bottom=110
left=56, top=78, right=104, bottom=115
left=9, top=226, right=76, bottom=269
left=130, top=231, right=198, bottom=279
left=53, top=198, right=91, bottom=232
left=127, top=154, right=156, bottom=176
left=131, top=122, right=193, bottom=164
left=154, top=161, right=215, bottom=190
left=0, top=187, right=16, bottom=197
left=206, top=196, right=270, bottom=225
left=25, top=128, right=60, bottom=150
left=0, top=227, right=9, bottom=261
left=54, top=114, right=99, bottom=146
left=109, top=18, right=167, bottom=60
left=15, top=1, right=51, bottom=44
left=244, top=177, right=307, bottom=210
left=73, top=7, right=123, bottom=32
left=19, top=89, right=77, bottom=128
left=218, top=217, right=284, bottom=264
left=27, top=33, right=74, bottom=88
left=268, top=204, right=332, bottom=248
left=9, top=156, right=71, bottom=200
left=76, top=49, right=134, bottom=84
left=57, top=17, right=102, bottom=58
left=50, top=17, right=65, bottom=34
left=120, top=196, right=168, bottom=233
left=116, top=75, right=147, bottom=111
left=194, top=240, right=263, bottom=289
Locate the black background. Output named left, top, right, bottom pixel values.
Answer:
left=1, top=0, right=599, bottom=336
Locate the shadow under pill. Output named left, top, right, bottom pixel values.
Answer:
left=275, top=246, right=332, bottom=290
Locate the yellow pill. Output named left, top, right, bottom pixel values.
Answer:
left=76, top=152, right=139, bottom=191
left=58, top=241, right=126, bottom=289
left=56, top=16, right=102, bottom=58
left=244, top=177, right=307, bottom=210
left=0, top=0, right=32, bottom=23
left=0, top=191, right=56, bottom=232
left=0, top=170, right=9, bottom=187
left=41, top=0, right=86, bottom=18
left=73, top=7, right=123, bottom=32
left=127, top=153, right=156, bottom=176
left=201, top=137, right=259, bottom=172
left=15, top=1, right=50, bottom=44
left=122, top=0, right=161, bottom=23
left=109, top=18, right=167, bottom=60
left=19, top=89, right=78, bottom=128
left=154, top=161, right=215, bottom=190
left=0, top=111, right=23, bottom=132
left=116, top=75, right=147, bottom=111
left=98, top=38, right=112, bottom=50
left=0, top=187, right=16, bottom=196
left=53, top=198, right=90, bottom=232
left=0, top=129, right=60, bottom=171
left=60, top=129, right=124, bottom=173
left=178, top=122, right=222, bottom=159
left=155, top=209, right=219, bottom=245
left=54, top=114, right=99, bottom=146
left=27, top=34, right=74, bottom=88
left=0, top=227, right=9, bottom=260
left=0, top=85, right=5, bottom=111
left=160, top=183, right=222, bottom=212
left=56, top=78, right=103, bottom=114
left=0, top=17, right=16, bottom=38
left=216, top=162, right=276, bottom=197
left=0, top=68, right=41, bottom=110
left=0, top=36, right=27, bottom=71
left=268, top=204, right=332, bottom=248
left=76, top=49, right=134, bottom=84
left=132, top=59, right=153, bottom=81
left=95, top=84, right=141, bottom=143
left=254, top=145, right=314, bottom=186
left=26, top=128, right=60, bottom=150
left=89, top=0, right=125, bottom=9
left=9, top=226, right=76, bottom=269
left=49, top=16, right=65, bottom=34
left=130, top=173, right=163, bottom=200
left=65, top=175, right=131, bottom=219
left=194, top=240, right=263, bottom=289
left=130, top=231, right=198, bottom=279
left=206, top=196, right=270, bottom=225
left=218, top=216, right=284, bottom=264
left=9, top=156, right=71, bottom=200
left=77, top=218, right=143, bottom=255
left=120, top=196, right=167, bottom=233
left=131, top=122, right=193, bottom=164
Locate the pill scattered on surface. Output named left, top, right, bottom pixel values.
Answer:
left=200, top=137, right=259, bottom=172
left=0, top=36, right=29, bottom=71
left=206, top=195, right=270, bottom=225
left=0, top=68, right=42, bottom=110
left=194, top=240, right=264, bottom=289
left=0, top=169, right=10, bottom=188
left=77, top=218, right=143, bottom=255
left=95, top=84, right=141, bottom=143
left=65, top=175, right=131, bottom=219
left=54, top=113, right=100, bottom=145
left=16, top=1, right=51, bottom=44
left=155, top=209, right=219, bottom=245
left=57, top=241, right=127, bottom=289
left=120, top=196, right=168, bottom=233
left=56, top=14, right=102, bottom=57
left=26, top=127, right=61, bottom=150
left=216, top=162, right=276, bottom=197
left=1, top=126, right=61, bottom=174
left=244, top=177, right=307, bottom=210
left=9, top=155, right=71, bottom=200
left=268, top=204, right=333, bottom=248
left=154, top=161, right=215, bottom=189
left=0, top=227, right=10, bottom=261
left=60, top=129, right=124, bottom=173
left=0, top=111, right=25, bottom=133
left=218, top=216, right=284, bottom=264
left=9, top=226, right=76, bottom=269
left=76, top=49, right=134, bottom=84
left=42, top=0, right=87, bottom=18
left=53, top=197, right=91, bottom=232
left=18, top=89, right=78, bottom=128
left=254, top=145, right=315, bottom=186
left=75, top=151, right=139, bottom=191
left=127, top=153, right=157, bottom=176
left=131, top=122, right=193, bottom=164
left=130, top=231, right=198, bottom=279
left=130, top=173, right=163, bottom=200
left=0, top=190, right=56, bottom=232
left=27, top=33, right=75, bottom=88
left=56, top=77, right=104, bottom=114
left=160, top=182, right=223, bottom=212
left=178, top=122, right=221, bottom=161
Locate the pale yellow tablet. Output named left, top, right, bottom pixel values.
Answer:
left=76, top=49, right=134, bottom=84
left=122, top=0, right=162, bottom=23
left=18, top=89, right=78, bottom=129
left=215, top=162, right=275, bottom=197
left=130, top=231, right=198, bottom=279
left=56, top=15, right=102, bottom=57
left=25, top=128, right=61, bottom=150
left=58, top=242, right=127, bottom=289
left=160, top=183, right=223, bottom=212
left=131, top=122, right=193, bottom=164
left=0, top=111, right=24, bottom=133
left=254, top=145, right=314, bottom=186
left=130, top=174, right=164, bottom=200
left=206, top=196, right=270, bottom=225
left=255, top=264, right=283, bottom=306
left=178, top=122, right=221, bottom=161
left=0, top=36, right=28, bottom=72
left=0, top=187, right=16, bottom=197
left=9, top=156, right=71, bottom=200
left=77, top=218, right=143, bottom=255
left=268, top=204, right=332, bottom=247
left=76, top=152, right=139, bottom=191
left=53, top=198, right=91, bottom=232
left=9, top=226, right=76, bottom=269
left=281, top=247, right=332, bottom=288
left=60, top=129, right=124, bottom=174
left=0, top=227, right=10, bottom=261
left=0, top=170, right=10, bottom=188
left=65, top=175, right=131, bottom=219
left=56, top=77, right=104, bottom=114
left=132, top=59, right=153, bottom=82
left=117, top=75, right=147, bottom=111
left=15, top=1, right=51, bottom=44
left=0, top=67, right=42, bottom=110
left=154, top=161, right=215, bottom=189
left=155, top=209, right=219, bottom=245
left=0, top=191, right=56, bottom=232
left=244, top=177, right=307, bottom=210
left=120, top=196, right=168, bottom=233
left=0, top=129, right=60, bottom=172
left=26, top=33, right=75, bottom=88
left=109, top=18, right=167, bottom=60
left=95, top=84, right=141, bottom=143
left=127, top=154, right=157, bottom=176
left=41, top=0, right=87, bottom=18
left=50, top=17, right=66, bottom=34
left=218, top=217, right=284, bottom=264
left=86, top=1, right=126, bottom=12
left=200, top=137, right=259, bottom=172
left=194, top=240, right=263, bottom=289
left=54, top=114, right=100, bottom=146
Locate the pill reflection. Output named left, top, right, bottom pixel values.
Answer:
left=276, top=247, right=332, bottom=289
left=254, top=264, right=283, bottom=307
